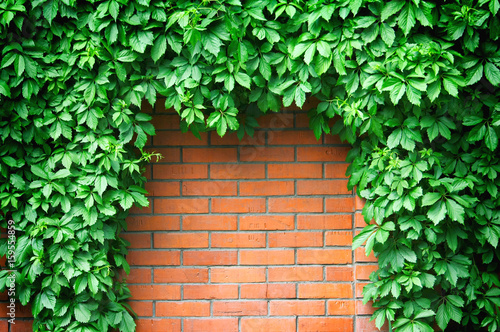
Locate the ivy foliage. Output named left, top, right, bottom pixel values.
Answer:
left=0, top=0, right=500, bottom=331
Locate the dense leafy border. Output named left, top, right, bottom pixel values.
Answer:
left=1, top=0, right=500, bottom=331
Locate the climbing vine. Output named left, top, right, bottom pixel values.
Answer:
left=0, top=0, right=499, bottom=331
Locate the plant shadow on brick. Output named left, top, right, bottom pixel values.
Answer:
left=1, top=0, right=500, bottom=331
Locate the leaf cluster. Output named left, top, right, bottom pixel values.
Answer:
left=1, top=0, right=500, bottom=331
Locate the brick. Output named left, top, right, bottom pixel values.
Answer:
left=325, top=231, right=353, bottom=246
left=268, top=267, right=323, bottom=282
left=136, top=319, right=181, bottom=332
left=356, top=283, right=369, bottom=298
left=182, top=181, right=237, bottom=196
left=324, top=134, right=343, bottom=144
left=154, top=268, right=209, bottom=283
left=128, top=301, right=153, bottom=317
left=270, top=300, right=325, bottom=316
left=297, top=215, right=351, bottom=230
left=129, top=200, right=152, bottom=214
left=298, top=317, right=353, bottom=332
left=183, top=285, right=239, bottom=300
left=240, top=147, right=294, bottom=162
left=143, top=148, right=180, bottom=162
left=299, top=97, right=320, bottom=110
left=356, top=317, right=389, bottom=332
left=142, top=99, right=153, bottom=113
left=268, top=163, right=322, bottom=179
left=211, top=164, right=265, bottom=179
left=121, top=233, right=151, bottom=249
left=298, top=284, right=353, bottom=299
left=145, top=181, right=180, bottom=196
left=127, top=216, right=180, bottom=231
left=257, top=112, right=294, bottom=128
left=297, top=249, right=352, bottom=264
left=122, top=268, right=151, bottom=284
left=183, top=250, right=237, bottom=266
left=325, top=197, right=355, bottom=213
left=240, top=284, right=296, bottom=299
left=212, top=198, right=266, bottom=213
left=183, top=148, right=237, bottom=162
left=269, top=232, right=323, bottom=247
left=356, top=300, right=376, bottom=315
left=355, top=195, right=366, bottom=210
left=184, top=318, right=238, bottom=332
left=129, top=285, right=181, bottom=300
left=242, top=318, right=296, bottom=332
left=240, top=250, right=295, bottom=265
left=155, top=100, right=175, bottom=113
left=152, top=114, right=180, bottom=129
left=153, top=131, right=208, bottom=146
left=240, top=215, right=294, bottom=230
left=127, top=250, right=180, bottom=266
left=212, top=233, right=266, bottom=248
left=154, top=198, right=209, bottom=214
left=183, top=215, right=237, bottom=231
left=326, top=267, right=354, bottom=282
left=297, top=146, right=350, bottom=161
left=297, top=180, right=351, bottom=195
left=156, top=302, right=210, bottom=317
left=213, top=301, right=267, bottom=316
left=210, top=131, right=266, bottom=146
left=0, top=303, right=31, bottom=318
left=355, top=212, right=373, bottom=227
left=153, top=165, right=208, bottom=180
left=295, top=113, right=310, bottom=128
left=355, top=247, right=377, bottom=263
left=267, top=130, right=321, bottom=145
left=0, top=321, right=6, bottom=331
left=240, top=180, right=294, bottom=196
left=154, top=233, right=208, bottom=248
left=211, top=267, right=266, bottom=283
left=327, top=300, right=355, bottom=315
left=325, top=163, right=349, bottom=178
left=356, top=265, right=378, bottom=280
left=269, top=198, right=323, bottom=213
left=10, top=320, right=34, bottom=332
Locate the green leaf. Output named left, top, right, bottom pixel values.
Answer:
left=443, top=77, right=458, bottom=97
left=352, top=224, right=377, bottom=250
left=0, top=81, right=11, bottom=98
left=398, top=3, right=416, bottom=35
left=466, top=63, right=483, bottom=85
left=380, top=23, right=395, bottom=46
left=381, top=0, right=405, bottom=21
left=446, top=198, right=464, bottom=224
left=43, top=0, right=58, bottom=25
left=427, top=201, right=447, bottom=224
left=88, top=274, right=99, bottom=295
left=422, top=192, right=441, bottom=206
left=235, top=72, right=251, bottom=89
left=151, top=35, right=167, bottom=63
left=436, top=303, right=450, bottom=330
left=485, top=62, right=500, bottom=86
left=389, top=82, right=406, bottom=104
left=203, top=33, right=223, bottom=56
left=387, top=128, right=402, bottom=149
left=485, top=125, right=498, bottom=151
left=74, top=303, right=91, bottom=323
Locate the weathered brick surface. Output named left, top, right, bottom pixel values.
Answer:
left=122, top=102, right=383, bottom=332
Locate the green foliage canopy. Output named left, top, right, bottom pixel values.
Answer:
left=0, top=0, right=500, bottom=331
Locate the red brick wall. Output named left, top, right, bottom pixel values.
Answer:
left=124, top=100, right=382, bottom=332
